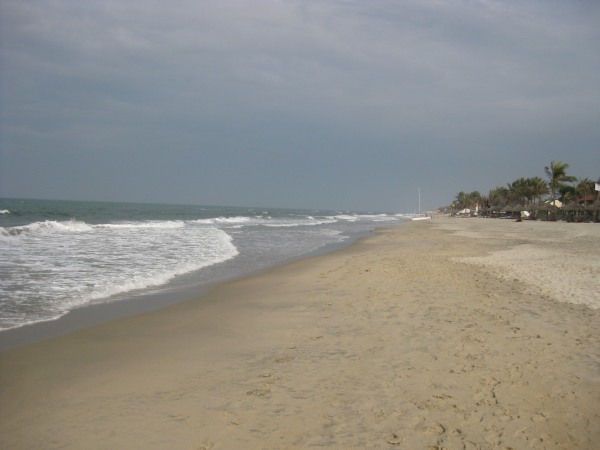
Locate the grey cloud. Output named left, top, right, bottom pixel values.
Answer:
left=1, top=0, right=599, bottom=211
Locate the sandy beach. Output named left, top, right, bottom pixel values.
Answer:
left=1, top=217, right=599, bottom=449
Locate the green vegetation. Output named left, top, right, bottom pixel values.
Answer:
left=448, top=161, right=599, bottom=222
left=545, top=161, right=577, bottom=203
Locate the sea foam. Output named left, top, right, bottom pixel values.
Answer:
left=0, top=220, right=238, bottom=330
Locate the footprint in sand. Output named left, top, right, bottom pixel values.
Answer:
left=196, top=441, right=214, bottom=450
left=275, top=355, right=295, bottom=363
left=386, top=432, right=403, bottom=445
left=246, top=387, right=271, bottom=398
left=167, top=413, right=189, bottom=423
left=414, top=419, right=446, bottom=436
left=531, top=412, right=547, bottom=423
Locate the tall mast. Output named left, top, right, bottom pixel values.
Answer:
left=418, top=187, right=421, bottom=214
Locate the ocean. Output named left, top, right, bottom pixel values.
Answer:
left=0, top=198, right=405, bottom=332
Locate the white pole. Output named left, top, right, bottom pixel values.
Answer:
left=418, top=187, right=421, bottom=214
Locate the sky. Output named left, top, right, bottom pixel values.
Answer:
left=1, top=0, right=599, bottom=212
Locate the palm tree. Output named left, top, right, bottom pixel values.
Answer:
left=545, top=161, right=576, bottom=202
left=468, top=191, right=482, bottom=210
left=528, top=177, right=548, bottom=206
left=507, top=178, right=530, bottom=206
left=453, top=191, right=482, bottom=212
left=488, top=186, right=510, bottom=208
left=455, top=191, right=468, bottom=209
left=575, top=178, right=595, bottom=205
left=559, top=185, right=577, bottom=204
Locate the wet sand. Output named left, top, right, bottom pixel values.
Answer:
left=1, top=217, right=599, bottom=449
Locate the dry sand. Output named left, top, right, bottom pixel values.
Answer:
left=1, top=217, right=599, bottom=449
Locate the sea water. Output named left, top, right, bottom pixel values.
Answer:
left=0, top=198, right=405, bottom=331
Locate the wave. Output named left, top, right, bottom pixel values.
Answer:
left=213, top=216, right=253, bottom=224
left=357, top=214, right=398, bottom=222
left=1, top=219, right=189, bottom=237
left=329, top=214, right=358, bottom=222
left=325, top=213, right=401, bottom=223
left=76, top=230, right=238, bottom=306
left=96, top=221, right=185, bottom=230
left=191, top=216, right=253, bottom=225
left=262, top=218, right=338, bottom=227
left=0, top=209, right=9, bottom=215
left=0, top=212, right=402, bottom=240
left=204, top=214, right=398, bottom=228
left=0, top=226, right=239, bottom=330
left=1, top=220, right=94, bottom=237
left=191, top=215, right=338, bottom=228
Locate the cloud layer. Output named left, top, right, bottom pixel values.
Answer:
left=1, top=0, right=599, bottom=210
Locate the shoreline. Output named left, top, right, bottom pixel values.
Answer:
left=0, top=224, right=391, bottom=351
left=1, top=217, right=598, bottom=449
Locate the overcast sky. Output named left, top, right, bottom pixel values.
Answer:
left=1, top=0, right=598, bottom=212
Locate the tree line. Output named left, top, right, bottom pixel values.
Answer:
left=450, top=161, right=598, bottom=212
